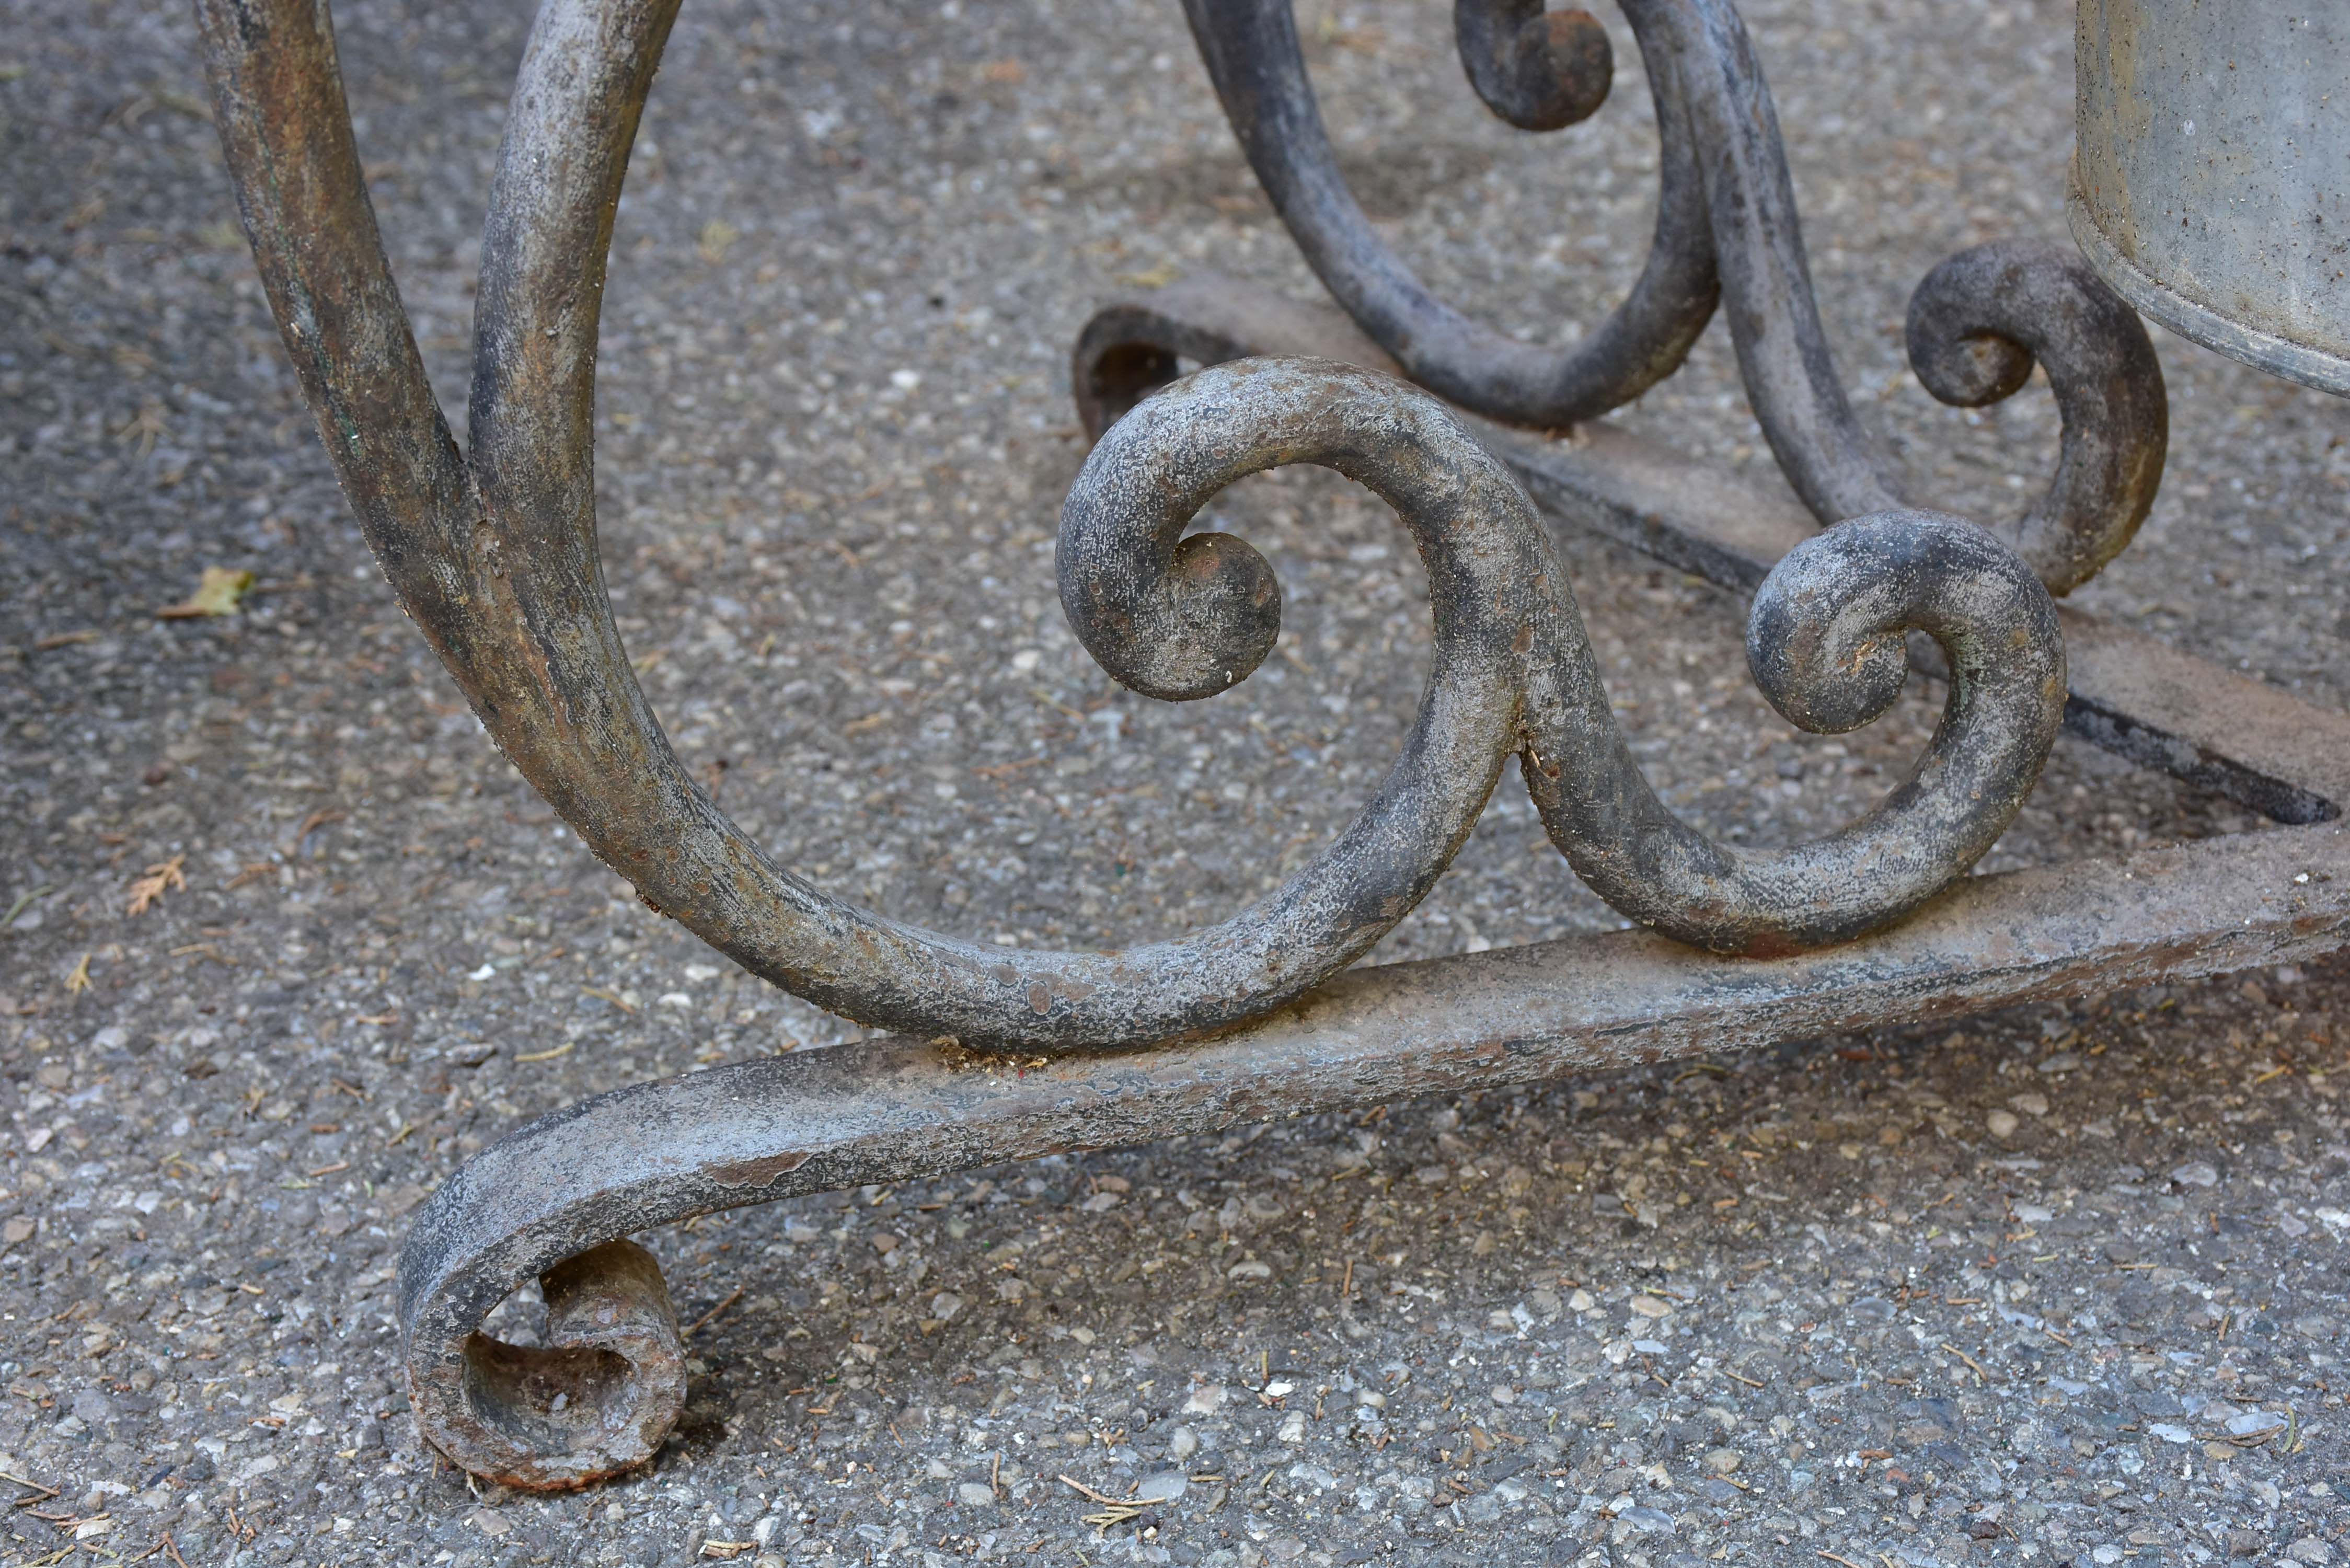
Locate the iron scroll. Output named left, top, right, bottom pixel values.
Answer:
left=178, top=0, right=2220, bottom=1491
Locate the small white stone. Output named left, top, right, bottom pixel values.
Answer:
left=1182, top=1383, right=1228, bottom=1416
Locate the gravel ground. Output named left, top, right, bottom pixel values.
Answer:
left=4, top=0, right=2349, bottom=1564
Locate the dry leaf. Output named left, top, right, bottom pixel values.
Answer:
left=64, top=952, right=92, bottom=994
left=115, top=402, right=168, bottom=456
left=697, top=219, right=740, bottom=266
left=981, top=59, right=1026, bottom=84
left=1116, top=263, right=1180, bottom=289
left=156, top=567, right=255, bottom=619
left=126, top=855, right=186, bottom=916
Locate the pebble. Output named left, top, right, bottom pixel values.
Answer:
left=1182, top=1383, right=1228, bottom=1416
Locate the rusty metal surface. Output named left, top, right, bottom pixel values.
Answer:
left=399, top=815, right=2350, bottom=1488
left=410, top=1239, right=683, bottom=1491
left=1073, top=274, right=2350, bottom=828
left=1185, top=0, right=2170, bottom=592
left=2073, top=0, right=2350, bottom=396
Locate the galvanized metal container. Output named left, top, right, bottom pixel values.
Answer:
left=2073, top=0, right=2350, bottom=395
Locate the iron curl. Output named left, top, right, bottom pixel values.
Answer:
left=1455, top=0, right=1617, bottom=133
left=1182, top=0, right=1721, bottom=428
left=1072, top=362, right=2065, bottom=961
left=1512, top=508, right=2064, bottom=956
left=1188, top=0, right=2167, bottom=594
left=1903, top=240, right=2168, bottom=594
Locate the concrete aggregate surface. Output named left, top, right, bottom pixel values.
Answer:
left=3, top=0, right=2347, bottom=1564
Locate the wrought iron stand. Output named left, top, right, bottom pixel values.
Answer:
left=196, top=0, right=2350, bottom=1489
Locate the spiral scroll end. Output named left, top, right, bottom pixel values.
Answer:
left=1456, top=3, right=1612, bottom=133
left=1901, top=240, right=2168, bottom=595
left=411, top=1239, right=686, bottom=1492
left=1907, top=328, right=2035, bottom=410
left=1746, top=531, right=1911, bottom=737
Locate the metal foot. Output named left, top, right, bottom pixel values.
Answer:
left=398, top=817, right=2346, bottom=1486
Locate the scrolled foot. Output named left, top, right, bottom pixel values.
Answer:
left=407, top=1240, right=684, bottom=1492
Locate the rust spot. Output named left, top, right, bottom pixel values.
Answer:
left=709, top=1150, right=812, bottom=1187
left=1736, top=930, right=1805, bottom=961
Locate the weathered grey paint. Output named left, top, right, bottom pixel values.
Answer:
left=2074, top=0, right=2350, bottom=394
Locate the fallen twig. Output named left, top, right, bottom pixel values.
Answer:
left=1941, top=1343, right=1992, bottom=1385
left=685, top=1287, right=744, bottom=1338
